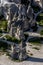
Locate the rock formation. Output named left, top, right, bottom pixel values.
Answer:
left=0, top=0, right=43, bottom=61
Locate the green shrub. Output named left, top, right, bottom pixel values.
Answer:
left=0, top=21, right=7, bottom=31
left=36, top=13, right=43, bottom=26
left=0, top=33, right=2, bottom=37
left=40, top=30, right=43, bottom=35
left=0, top=15, right=7, bottom=32
left=5, top=35, right=21, bottom=44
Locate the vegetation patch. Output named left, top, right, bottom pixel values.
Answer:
left=36, top=13, right=43, bottom=26
left=0, top=20, right=7, bottom=32
left=0, top=33, right=2, bottom=37
left=28, top=37, right=41, bottom=45
left=4, top=35, right=21, bottom=44
left=40, top=30, right=43, bottom=35
left=0, top=14, right=7, bottom=32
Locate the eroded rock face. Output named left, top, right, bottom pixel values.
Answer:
left=10, top=41, right=27, bottom=61
left=0, top=0, right=36, bottom=34
left=0, top=0, right=42, bottom=60
left=7, top=3, right=34, bottom=33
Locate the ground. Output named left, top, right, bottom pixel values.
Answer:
left=0, top=43, right=43, bottom=65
